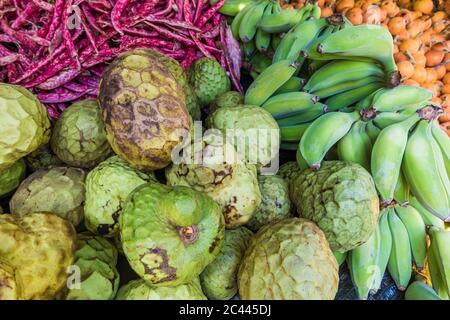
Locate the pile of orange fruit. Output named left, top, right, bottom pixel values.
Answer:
left=281, top=0, right=450, bottom=134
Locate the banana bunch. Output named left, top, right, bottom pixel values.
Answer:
left=348, top=204, right=428, bottom=299
left=405, top=281, right=442, bottom=300
left=427, top=227, right=450, bottom=299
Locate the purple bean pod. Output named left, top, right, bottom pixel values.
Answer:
left=196, top=0, right=224, bottom=28
left=37, top=68, right=81, bottom=90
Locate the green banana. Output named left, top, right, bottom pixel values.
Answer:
left=333, top=250, right=347, bottom=267
left=276, top=105, right=328, bottom=126
left=431, top=121, right=450, bottom=177
left=428, top=227, right=450, bottom=299
left=271, top=34, right=282, bottom=51
left=371, top=209, right=392, bottom=294
left=300, top=111, right=360, bottom=170
left=255, top=3, right=273, bottom=52
left=356, top=88, right=385, bottom=111
left=403, top=120, right=450, bottom=222
left=313, top=76, right=383, bottom=99
left=241, top=40, right=256, bottom=59
left=272, top=30, right=297, bottom=63
left=280, top=122, right=311, bottom=142
left=409, top=197, right=446, bottom=229
left=280, top=141, right=299, bottom=151
left=395, top=205, right=427, bottom=270
left=347, top=227, right=380, bottom=299
left=373, top=112, right=410, bottom=129
left=307, top=59, right=329, bottom=74
left=296, top=146, right=309, bottom=170
left=262, top=92, right=319, bottom=119
left=325, top=82, right=383, bottom=111
left=405, top=281, right=442, bottom=300
left=231, top=2, right=253, bottom=38
left=393, top=171, right=410, bottom=204
left=259, top=8, right=304, bottom=33
left=316, top=24, right=398, bottom=77
left=387, top=209, right=412, bottom=291
left=371, top=85, right=433, bottom=113
left=239, top=0, right=269, bottom=43
left=304, top=60, right=385, bottom=93
left=248, top=52, right=272, bottom=74
left=365, top=120, right=381, bottom=144
left=245, top=59, right=299, bottom=106
left=371, top=114, right=420, bottom=204
left=337, top=121, right=372, bottom=171
left=220, top=0, right=256, bottom=16
left=274, top=76, right=305, bottom=94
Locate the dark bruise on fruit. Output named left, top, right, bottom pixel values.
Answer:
left=99, top=49, right=191, bottom=171
left=139, top=248, right=177, bottom=284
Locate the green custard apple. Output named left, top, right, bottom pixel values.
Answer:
left=25, top=145, right=64, bottom=172
left=188, top=57, right=231, bottom=106
left=209, top=91, right=244, bottom=113
left=10, top=166, right=86, bottom=227
left=238, top=218, right=339, bottom=300
left=207, top=105, right=280, bottom=167
left=116, top=278, right=206, bottom=300
left=120, top=182, right=225, bottom=286
left=0, top=213, right=76, bottom=300
left=51, top=99, right=112, bottom=168
left=290, top=161, right=380, bottom=252
left=200, top=227, right=254, bottom=300
left=84, top=156, right=155, bottom=237
left=246, top=175, right=292, bottom=232
left=0, top=84, right=51, bottom=171
left=278, top=161, right=303, bottom=185
left=61, top=232, right=119, bottom=300
left=0, top=159, right=26, bottom=198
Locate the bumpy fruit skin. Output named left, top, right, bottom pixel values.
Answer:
left=25, top=145, right=63, bottom=172
left=120, top=182, right=225, bottom=286
left=247, top=175, right=292, bottom=232
left=278, top=161, right=303, bottom=184
left=116, top=278, right=206, bottom=300
left=145, top=49, right=201, bottom=120
left=200, top=227, right=254, bottom=300
left=10, top=167, right=86, bottom=227
left=238, top=218, right=339, bottom=300
left=98, top=49, right=191, bottom=171
left=51, top=99, right=112, bottom=168
left=0, top=84, right=51, bottom=171
left=60, top=232, right=119, bottom=300
left=290, top=161, right=379, bottom=252
left=0, top=213, right=76, bottom=300
left=209, top=91, right=244, bottom=113
left=0, top=159, right=26, bottom=198
left=188, top=57, right=231, bottom=106
left=84, top=156, right=155, bottom=237
left=166, top=133, right=261, bottom=228
left=208, top=105, right=280, bottom=167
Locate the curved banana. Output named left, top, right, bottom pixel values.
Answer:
left=405, top=281, right=442, bottom=300
left=231, top=2, right=254, bottom=38
left=271, top=34, right=282, bottom=51
left=373, top=112, right=410, bottom=129
left=245, top=59, right=299, bottom=106
left=365, top=120, right=381, bottom=144
left=428, top=227, right=450, bottom=299
left=431, top=121, right=450, bottom=177
left=337, top=121, right=372, bottom=171
left=403, top=120, right=450, bottom=222
left=325, top=82, right=384, bottom=111
left=387, top=209, right=412, bottom=291
left=371, top=209, right=392, bottom=294
left=395, top=205, right=427, bottom=270
left=262, top=92, right=319, bottom=119
left=259, top=8, right=304, bottom=33
left=280, top=142, right=299, bottom=151
left=241, top=40, right=256, bottom=59
left=239, top=0, right=269, bottom=43
left=316, top=24, right=398, bottom=78
left=274, top=76, right=305, bottom=94
left=333, top=250, right=347, bottom=267
left=371, top=85, right=433, bottom=113
left=393, top=171, right=410, bottom=204
left=300, top=111, right=360, bottom=170
left=280, top=122, right=311, bottom=143
left=356, top=88, right=386, bottom=111
left=304, top=60, right=385, bottom=93
left=220, top=0, right=256, bottom=16
left=313, top=76, right=383, bottom=99
left=276, top=105, right=328, bottom=126
left=296, top=146, right=309, bottom=171
left=371, top=114, right=420, bottom=204
left=409, top=196, right=446, bottom=229
left=348, top=227, right=380, bottom=299
left=255, top=3, right=273, bottom=52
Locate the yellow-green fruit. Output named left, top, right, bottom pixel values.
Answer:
left=200, top=227, right=254, bottom=300
left=120, top=183, right=225, bottom=286
left=238, top=218, right=339, bottom=300
left=290, top=161, right=379, bottom=252
left=116, top=278, right=206, bottom=300
left=10, top=167, right=86, bottom=227
left=210, top=91, right=244, bottom=113
left=0, top=159, right=26, bottom=198
left=51, top=99, right=112, bottom=168
left=60, top=232, right=119, bottom=300
left=278, top=161, right=303, bottom=184
left=0, top=213, right=76, bottom=300
left=98, top=49, right=191, bottom=171
left=84, top=156, right=155, bottom=237
left=0, top=84, right=51, bottom=171
left=208, top=105, right=280, bottom=167
left=247, top=175, right=292, bottom=232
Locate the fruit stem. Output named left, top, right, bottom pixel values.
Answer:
left=177, top=225, right=199, bottom=245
